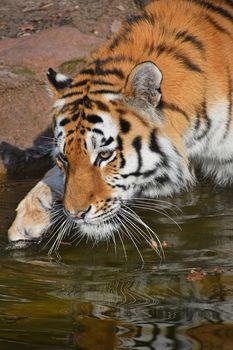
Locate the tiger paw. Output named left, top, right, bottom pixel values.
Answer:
left=8, top=182, right=54, bottom=247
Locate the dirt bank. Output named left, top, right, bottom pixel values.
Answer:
left=0, top=0, right=150, bottom=175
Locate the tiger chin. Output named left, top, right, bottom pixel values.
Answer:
left=8, top=0, right=233, bottom=250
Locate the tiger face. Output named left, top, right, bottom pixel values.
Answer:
left=49, top=62, right=192, bottom=239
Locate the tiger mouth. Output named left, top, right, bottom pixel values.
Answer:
left=65, top=207, right=120, bottom=224
left=58, top=206, right=121, bottom=238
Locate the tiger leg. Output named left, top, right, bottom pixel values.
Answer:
left=8, top=166, right=64, bottom=245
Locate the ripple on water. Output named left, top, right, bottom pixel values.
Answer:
left=0, top=177, right=233, bottom=349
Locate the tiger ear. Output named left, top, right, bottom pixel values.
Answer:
left=124, top=61, right=162, bottom=115
left=46, top=68, right=73, bottom=96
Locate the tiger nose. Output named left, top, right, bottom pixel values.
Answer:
left=65, top=206, right=91, bottom=219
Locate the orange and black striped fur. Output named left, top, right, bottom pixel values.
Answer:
left=8, top=0, right=233, bottom=243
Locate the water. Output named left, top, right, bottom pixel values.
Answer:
left=0, top=175, right=233, bottom=349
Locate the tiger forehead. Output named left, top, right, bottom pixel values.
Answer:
left=64, top=106, right=146, bottom=137
left=59, top=100, right=151, bottom=150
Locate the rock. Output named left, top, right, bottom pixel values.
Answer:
left=0, top=68, right=51, bottom=150
left=0, top=27, right=103, bottom=174
left=0, top=26, right=104, bottom=75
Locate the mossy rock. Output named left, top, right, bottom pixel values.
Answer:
left=11, top=65, right=35, bottom=76
left=58, top=58, right=87, bottom=76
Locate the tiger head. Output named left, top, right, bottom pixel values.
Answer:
left=49, top=61, right=191, bottom=240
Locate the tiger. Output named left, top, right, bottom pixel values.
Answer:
left=8, top=0, right=233, bottom=250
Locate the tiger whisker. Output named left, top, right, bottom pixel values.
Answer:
left=48, top=216, right=69, bottom=254
left=46, top=206, right=69, bottom=253
left=115, top=199, right=173, bottom=217
left=120, top=204, right=164, bottom=254
left=129, top=199, right=180, bottom=216
left=122, top=197, right=182, bottom=211
left=129, top=203, right=181, bottom=230
left=119, top=210, right=162, bottom=258
left=39, top=135, right=56, bottom=141
left=115, top=217, right=128, bottom=261
left=120, top=208, right=163, bottom=258
left=109, top=219, right=118, bottom=256
left=119, top=216, right=145, bottom=266
left=73, top=232, right=85, bottom=246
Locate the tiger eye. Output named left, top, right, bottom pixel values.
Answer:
left=99, top=151, right=112, bottom=160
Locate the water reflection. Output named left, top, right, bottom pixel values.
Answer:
left=0, top=177, right=233, bottom=349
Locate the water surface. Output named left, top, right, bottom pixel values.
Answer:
left=0, top=175, right=233, bottom=349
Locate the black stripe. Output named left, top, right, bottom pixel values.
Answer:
left=62, top=91, right=83, bottom=99
left=110, top=100, right=118, bottom=106
left=92, top=128, right=104, bottom=135
left=61, top=98, right=83, bottom=113
left=79, top=68, right=95, bottom=75
left=71, top=79, right=89, bottom=88
left=93, top=100, right=110, bottom=112
left=59, top=118, right=70, bottom=127
left=126, top=14, right=145, bottom=25
left=110, top=36, right=121, bottom=50
left=128, top=12, right=156, bottom=26
left=189, top=0, right=233, bottom=23
left=120, top=118, right=131, bottom=134
left=115, top=184, right=127, bottom=190
left=156, top=44, right=166, bottom=56
left=144, top=41, right=155, bottom=55
left=86, top=114, right=103, bottom=123
left=149, top=129, right=164, bottom=157
left=116, top=108, right=127, bottom=116
left=150, top=131, right=169, bottom=168
left=109, top=27, right=132, bottom=50
left=121, top=167, right=159, bottom=179
left=204, top=14, right=233, bottom=39
left=94, top=55, right=135, bottom=66
left=68, top=137, right=74, bottom=146
left=175, top=31, right=205, bottom=53
left=144, top=12, right=156, bottom=26
left=174, top=51, right=203, bottom=73
left=92, top=79, right=114, bottom=86
left=90, top=89, right=121, bottom=95
left=57, top=131, right=62, bottom=138
left=102, top=137, right=114, bottom=146
left=83, top=95, right=92, bottom=108
left=96, top=68, right=125, bottom=80
left=194, top=117, right=201, bottom=132
left=159, top=100, right=190, bottom=121
left=132, top=136, right=142, bottom=172
left=194, top=101, right=211, bottom=140
left=154, top=174, right=170, bottom=186
left=67, top=129, right=74, bottom=135
left=142, top=169, right=157, bottom=178
left=94, top=60, right=125, bottom=79
left=117, top=136, right=126, bottom=168
left=223, top=70, right=232, bottom=139
left=72, top=113, right=80, bottom=121
left=156, top=44, right=203, bottom=73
